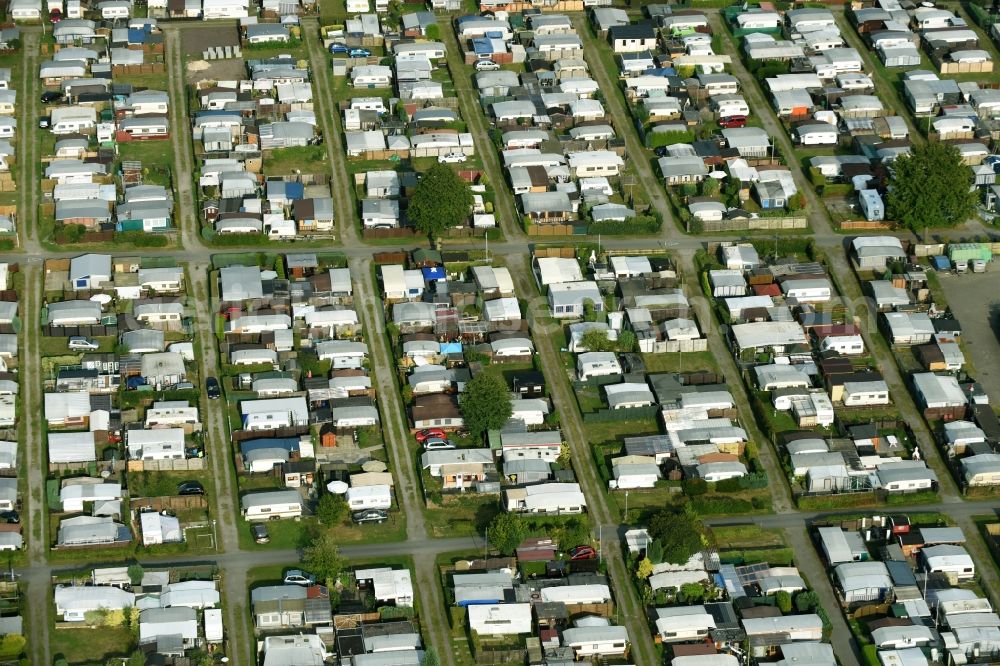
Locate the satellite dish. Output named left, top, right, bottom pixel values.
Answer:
left=326, top=481, right=349, bottom=494
left=100, top=469, right=111, bottom=479
left=362, top=460, right=387, bottom=473
left=708, top=171, right=727, bottom=179
left=90, top=293, right=112, bottom=304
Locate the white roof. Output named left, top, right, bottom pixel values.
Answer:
left=536, top=257, right=583, bottom=285
left=467, top=603, right=532, bottom=635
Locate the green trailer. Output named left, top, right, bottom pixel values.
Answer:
left=948, top=242, right=992, bottom=262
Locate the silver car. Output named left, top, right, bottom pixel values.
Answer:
left=68, top=336, right=99, bottom=351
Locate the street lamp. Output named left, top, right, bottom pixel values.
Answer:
left=624, top=490, right=630, bottom=523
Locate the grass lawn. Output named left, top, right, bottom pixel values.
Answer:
left=39, top=335, right=116, bottom=358
left=641, top=350, right=719, bottom=374
left=129, top=469, right=214, bottom=499
left=708, top=523, right=787, bottom=550
left=574, top=385, right=605, bottom=413
left=118, top=140, right=175, bottom=171
left=264, top=145, right=331, bottom=175
left=585, top=419, right=661, bottom=446
left=424, top=495, right=501, bottom=539
left=51, top=625, right=135, bottom=665
left=117, top=71, right=170, bottom=90
left=241, top=41, right=308, bottom=61
left=237, top=514, right=407, bottom=551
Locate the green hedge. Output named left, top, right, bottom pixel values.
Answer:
left=115, top=231, right=169, bottom=247
left=582, top=405, right=659, bottom=423
left=587, top=215, right=662, bottom=235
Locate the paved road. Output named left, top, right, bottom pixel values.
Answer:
left=19, top=32, right=40, bottom=254
left=439, top=21, right=523, bottom=240
left=164, top=27, right=200, bottom=250
left=189, top=264, right=254, bottom=666
left=784, top=526, right=861, bottom=663
left=506, top=254, right=659, bottom=666
left=21, top=262, right=49, bottom=666
left=938, top=269, right=1000, bottom=400
left=351, top=257, right=457, bottom=666
left=303, top=19, right=360, bottom=246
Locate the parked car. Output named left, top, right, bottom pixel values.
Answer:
left=569, top=545, right=597, bottom=561
left=348, top=48, right=371, bottom=57
left=352, top=509, right=389, bottom=524
left=415, top=428, right=446, bottom=442
left=38, top=117, right=49, bottom=129
left=252, top=524, right=270, bottom=544
left=424, top=439, right=456, bottom=450
left=206, top=376, right=221, bottom=400
left=653, top=146, right=669, bottom=157
left=475, top=60, right=500, bottom=71
left=423, top=438, right=456, bottom=451
left=973, top=259, right=987, bottom=273
left=719, top=115, right=747, bottom=129
left=68, top=336, right=99, bottom=351
left=283, top=570, right=317, bottom=586
left=177, top=481, right=205, bottom=496
left=329, top=43, right=349, bottom=54
left=0, top=511, right=19, bottom=525
left=40, top=91, right=64, bottom=104
left=438, top=152, right=467, bottom=164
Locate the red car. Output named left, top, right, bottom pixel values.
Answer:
left=569, top=545, right=597, bottom=561
left=415, top=428, right=446, bottom=442
left=719, top=115, right=747, bottom=128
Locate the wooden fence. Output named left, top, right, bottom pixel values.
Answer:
left=127, top=458, right=206, bottom=472
left=363, top=227, right=417, bottom=240
left=373, top=251, right=407, bottom=265
left=701, top=217, right=808, bottom=232
left=533, top=247, right=576, bottom=259
left=112, top=63, right=166, bottom=76
left=49, top=461, right=124, bottom=475
left=41, top=324, right=118, bottom=338
left=351, top=149, right=409, bottom=161
left=840, top=220, right=893, bottom=230
left=129, top=495, right=209, bottom=512
left=51, top=230, right=115, bottom=245
left=527, top=224, right=576, bottom=236
left=231, top=425, right=309, bottom=443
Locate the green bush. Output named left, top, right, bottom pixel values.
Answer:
left=714, top=478, right=743, bottom=493
left=210, top=233, right=274, bottom=246
left=115, top=231, right=169, bottom=247
left=690, top=495, right=755, bottom=514
left=684, top=479, right=708, bottom=496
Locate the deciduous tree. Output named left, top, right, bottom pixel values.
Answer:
left=581, top=328, right=615, bottom=352
left=487, top=512, right=526, bottom=555
left=316, top=493, right=349, bottom=526
left=648, top=508, right=705, bottom=565
left=887, top=142, right=976, bottom=234
left=461, top=370, right=513, bottom=437
left=407, top=164, right=473, bottom=238
left=303, top=532, right=346, bottom=584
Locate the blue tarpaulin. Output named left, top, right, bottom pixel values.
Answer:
left=422, top=266, right=446, bottom=281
